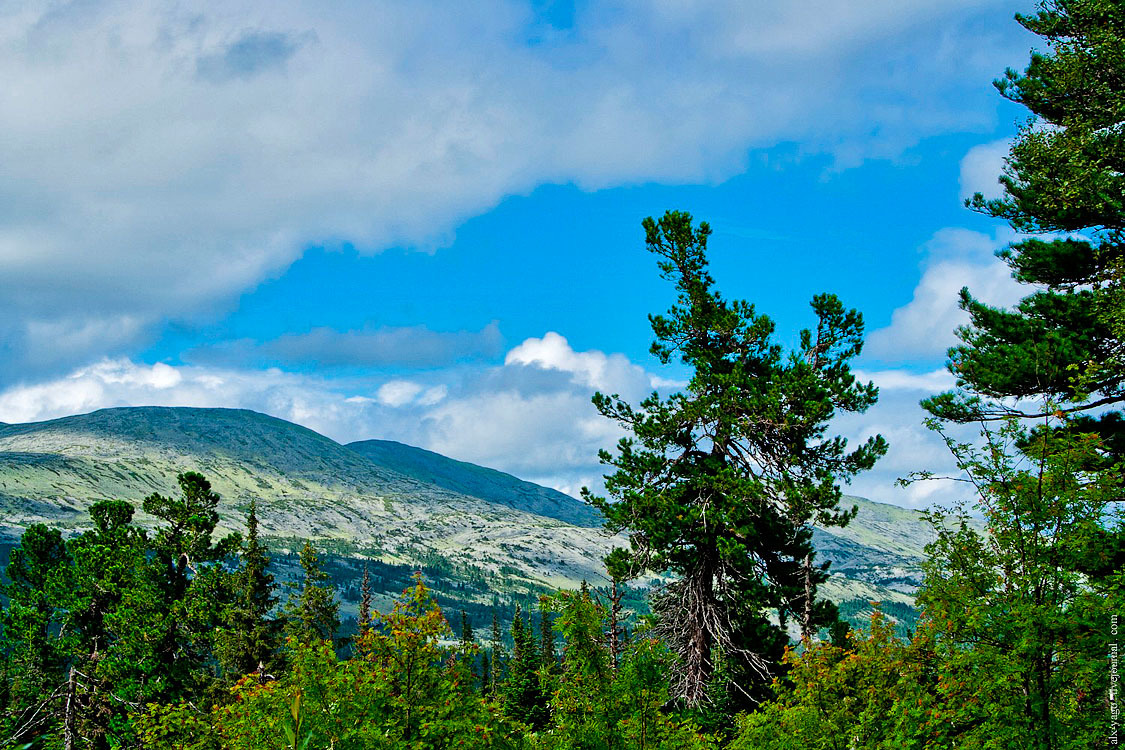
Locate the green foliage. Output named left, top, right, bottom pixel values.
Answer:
left=584, top=211, right=885, bottom=705
left=534, top=588, right=716, bottom=750
left=930, top=0, right=1125, bottom=423
left=908, top=418, right=1120, bottom=748
left=215, top=576, right=517, bottom=749
left=281, top=541, right=340, bottom=647
left=216, top=500, right=281, bottom=678
left=502, top=605, right=548, bottom=728
left=134, top=702, right=219, bottom=750
left=729, top=609, right=916, bottom=750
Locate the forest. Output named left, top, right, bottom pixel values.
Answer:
left=2, top=1, right=1123, bottom=747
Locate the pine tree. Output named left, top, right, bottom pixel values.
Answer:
left=921, top=0, right=1125, bottom=613
left=927, top=0, right=1125, bottom=426
left=604, top=548, right=629, bottom=673
left=141, top=472, right=240, bottom=701
left=584, top=211, right=886, bottom=706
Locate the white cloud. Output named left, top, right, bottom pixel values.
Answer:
left=0, top=0, right=1029, bottom=379
left=375, top=380, right=424, bottom=407
left=865, top=227, right=1025, bottom=361
left=505, top=331, right=656, bottom=393
left=959, top=138, right=1011, bottom=200
left=854, top=368, right=956, bottom=393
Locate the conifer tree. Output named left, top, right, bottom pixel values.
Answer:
left=927, top=0, right=1125, bottom=426
left=585, top=211, right=885, bottom=706
left=538, top=596, right=556, bottom=676
left=357, top=561, right=373, bottom=639
left=216, top=500, right=279, bottom=677
left=282, top=541, right=340, bottom=646
left=488, top=609, right=504, bottom=698
left=604, top=548, right=629, bottom=673
left=0, top=524, right=70, bottom=745
left=502, top=605, right=547, bottom=727
left=922, top=0, right=1125, bottom=599
left=141, top=472, right=239, bottom=702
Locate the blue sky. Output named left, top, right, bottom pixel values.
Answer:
left=0, top=0, right=1039, bottom=507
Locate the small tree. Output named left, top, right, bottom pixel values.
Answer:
left=905, top=416, right=1121, bottom=748
left=584, top=211, right=886, bottom=705
left=217, top=500, right=280, bottom=678
left=282, top=541, right=339, bottom=647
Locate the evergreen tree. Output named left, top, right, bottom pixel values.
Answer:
left=358, top=562, right=373, bottom=638
left=65, top=500, right=154, bottom=746
left=537, top=596, right=556, bottom=676
left=907, top=418, right=1119, bottom=747
left=488, top=609, right=504, bottom=698
left=216, top=500, right=279, bottom=678
left=282, top=541, right=340, bottom=646
left=927, top=0, right=1125, bottom=425
left=460, top=610, right=473, bottom=648
left=502, top=605, right=547, bottom=728
left=141, top=472, right=240, bottom=702
left=604, top=548, right=629, bottom=673
left=584, top=211, right=886, bottom=705
left=479, top=651, right=491, bottom=699
left=0, top=524, right=70, bottom=745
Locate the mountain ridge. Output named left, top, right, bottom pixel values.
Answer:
left=0, top=406, right=930, bottom=625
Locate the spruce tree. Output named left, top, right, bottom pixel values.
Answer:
left=216, top=500, right=279, bottom=677
left=584, top=211, right=886, bottom=706
left=282, top=541, right=340, bottom=646
left=488, top=609, right=504, bottom=698
left=502, top=605, right=547, bottom=727
left=538, top=596, right=556, bottom=676
left=357, top=562, right=373, bottom=638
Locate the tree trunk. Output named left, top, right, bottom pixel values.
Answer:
left=801, top=554, right=813, bottom=642
left=63, top=667, right=77, bottom=750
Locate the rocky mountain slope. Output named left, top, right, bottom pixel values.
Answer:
left=0, top=406, right=933, bottom=626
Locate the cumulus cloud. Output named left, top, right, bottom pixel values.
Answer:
left=865, top=227, right=1025, bottom=361
left=505, top=331, right=658, bottom=392
left=0, top=0, right=1029, bottom=380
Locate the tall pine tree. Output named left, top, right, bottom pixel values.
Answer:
left=584, top=211, right=886, bottom=706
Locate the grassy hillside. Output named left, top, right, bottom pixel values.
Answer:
left=348, top=439, right=601, bottom=527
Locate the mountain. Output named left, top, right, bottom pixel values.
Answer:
left=0, top=407, right=614, bottom=591
left=0, top=406, right=932, bottom=627
left=348, top=439, right=601, bottom=528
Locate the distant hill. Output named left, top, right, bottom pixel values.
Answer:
left=0, top=406, right=932, bottom=628
left=348, top=439, right=601, bottom=528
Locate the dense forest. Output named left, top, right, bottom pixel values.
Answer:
left=2, top=1, right=1123, bottom=747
